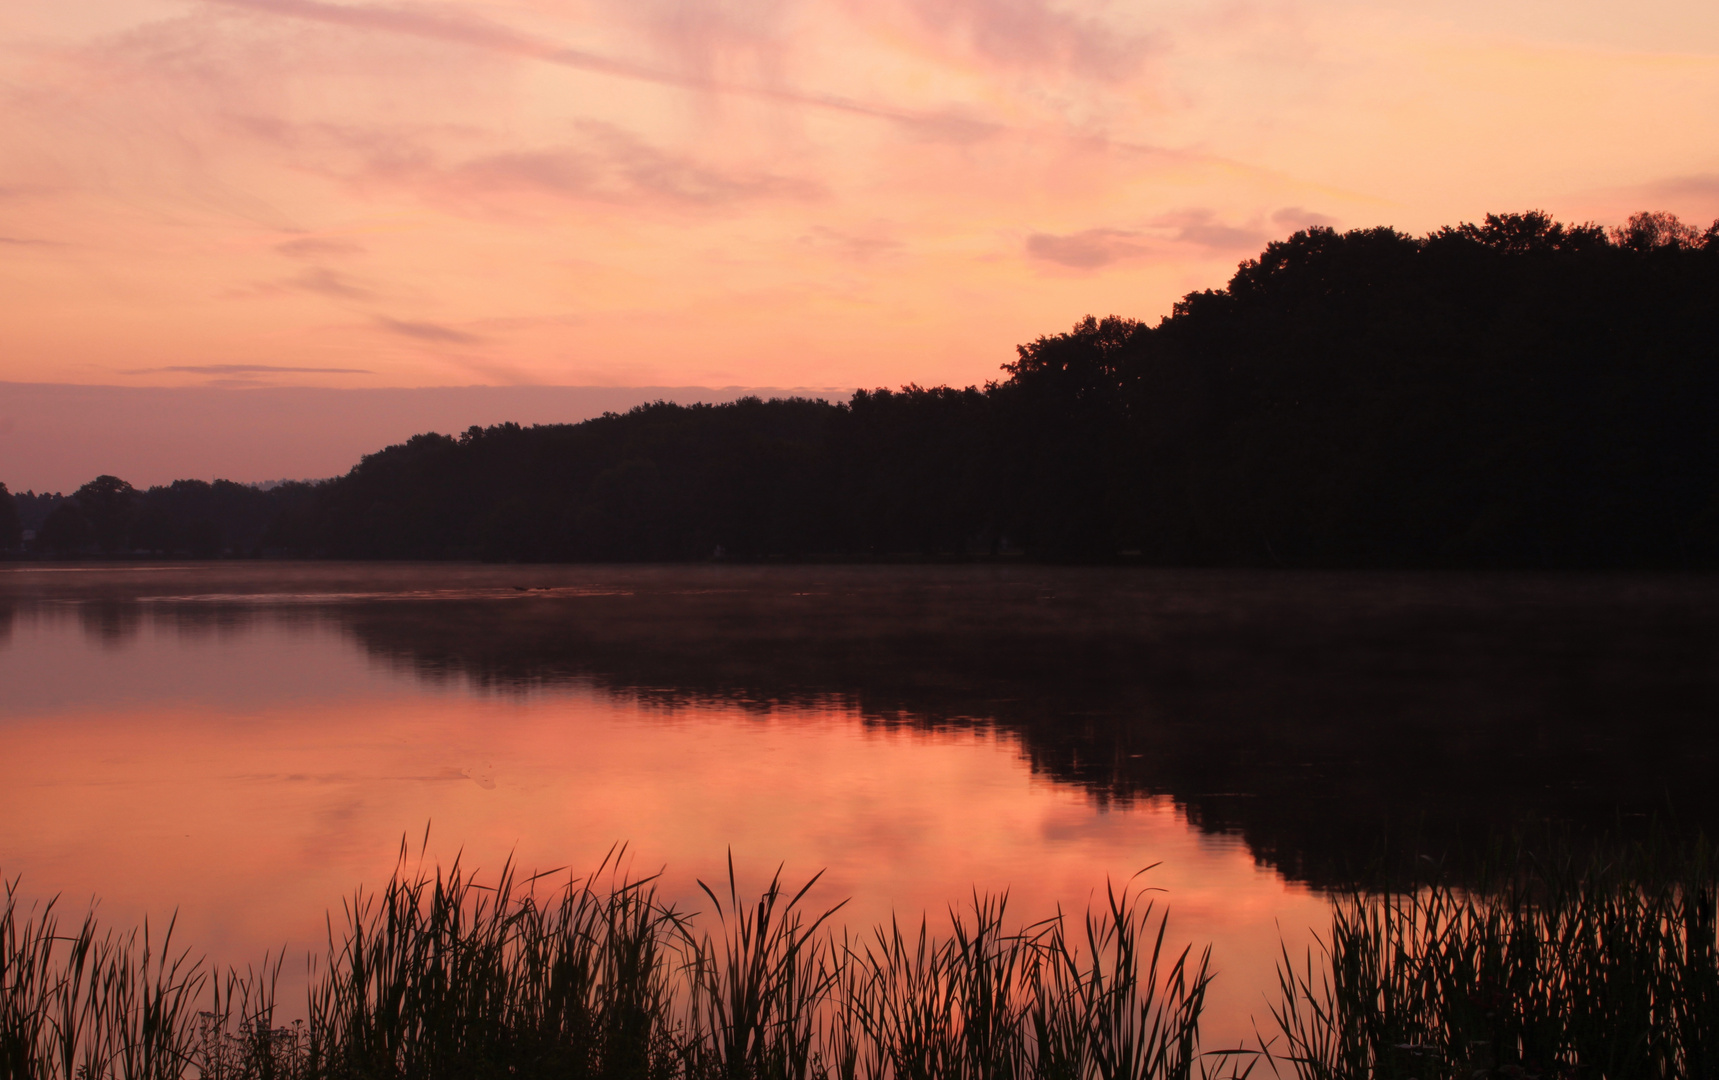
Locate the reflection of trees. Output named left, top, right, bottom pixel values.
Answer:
left=77, top=601, right=144, bottom=647
left=327, top=568, right=1719, bottom=888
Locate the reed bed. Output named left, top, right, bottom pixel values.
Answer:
left=1, top=850, right=1213, bottom=1080
left=1267, top=842, right=1719, bottom=1080
left=15, top=840, right=1717, bottom=1080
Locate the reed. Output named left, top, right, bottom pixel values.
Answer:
left=0, top=854, right=1215, bottom=1080
left=304, top=843, right=689, bottom=1080
left=1266, top=840, right=1719, bottom=1080
left=1, top=876, right=225, bottom=1080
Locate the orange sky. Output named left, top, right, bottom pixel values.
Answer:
left=2, top=0, right=1717, bottom=390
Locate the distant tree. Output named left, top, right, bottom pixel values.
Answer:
left=0, top=482, right=20, bottom=550
left=12, top=491, right=67, bottom=533
left=57, top=208, right=1718, bottom=571
left=835, top=385, right=994, bottom=555
left=127, top=478, right=274, bottom=556
left=39, top=502, right=93, bottom=555
left=1444, top=210, right=1606, bottom=253
left=994, top=316, right=1143, bottom=557
left=1610, top=210, right=1704, bottom=251
left=74, top=475, right=138, bottom=553
left=183, top=518, right=223, bottom=558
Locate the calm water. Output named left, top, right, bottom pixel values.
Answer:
left=3, top=562, right=1716, bottom=1045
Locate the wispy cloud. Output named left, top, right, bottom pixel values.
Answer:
left=896, top=0, right=1160, bottom=82
left=799, top=224, right=905, bottom=261
left=1630, top=174, right=1719, bottom=214
left=376, top=316, right=483, bottom=344
left=1025, top=228, right=1148, bottom=269
left=1153, top=209, right=1267, bottom=251
left=1566, top=172, right=1719, bottom=226
left=124, top=364, right=373, bottom=374
left=1027, top=210, right=1276, bottom=269
left=203, top=0, right=1005, bottom=139
left=449, top=127, right=823, bottom=207
left=276, top=236, right=366, bottom=258
left=219, top=114, right=824, bottom=214
left=1271, top=206, right=1339, bottom=231
left=287, top=267, right=373, bottom=298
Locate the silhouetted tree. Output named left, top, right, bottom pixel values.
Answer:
left=12, top=491, right=68, bottom=534
left=38, top=209, right=1719, bottom=569
left=833, top=385, right=995, bottom=554
left=0, top=483, right=20, bottom=551
left=994, top=316, right=1143, bottom=557
left=39, top=502, right=93, bottom=555
left=1610, top=210, right=1706, bottom=251
left=74, top=475, right=138, bottom=553
left=128, top=478, right=277, bottom=556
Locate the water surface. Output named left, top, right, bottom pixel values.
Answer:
left=3, top=562, right=1715, bottom=1044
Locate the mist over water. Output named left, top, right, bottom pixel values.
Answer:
left=2, top=562, right=1716, bottom=1045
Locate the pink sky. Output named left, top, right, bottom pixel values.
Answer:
left=2, top=0, right=1717, bottom=394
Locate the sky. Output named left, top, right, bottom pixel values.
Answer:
left=1, top=0, right=1716, bottom=400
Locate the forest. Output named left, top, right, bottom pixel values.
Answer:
left=4, top=210, right=1717, bottom=568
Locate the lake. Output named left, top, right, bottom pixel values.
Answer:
left=2, top=562, right=1716, bottom=1047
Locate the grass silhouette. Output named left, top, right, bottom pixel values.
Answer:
left=2, top=845, right=1212, bottom=1080
left=6, top=837, right=1717, bottom=1079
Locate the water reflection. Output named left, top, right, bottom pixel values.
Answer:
left=322, top=566, right=1719, bottom=885
left=2, top=562, right=1715, bottom=1044
left=6, top=563, right=1717, bottom=886
left=79, top=600, right=146, bottom=647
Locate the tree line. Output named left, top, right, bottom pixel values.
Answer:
left=0, top=477, right=317, bottom=559
left=4, top=210, right=1717, bottom=568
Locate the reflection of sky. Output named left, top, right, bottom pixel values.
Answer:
left=0, top=602, right=1324, bottom=1047
left=0, top=604, right=396, bottom=715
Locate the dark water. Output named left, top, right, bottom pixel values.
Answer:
left=2, top=562, right=1715, bottom=1042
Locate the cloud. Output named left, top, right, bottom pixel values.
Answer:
left=898, top=0, right=1160, bottom=82
left=216, top=110, right=824, bottom=214
left=1270, top=206, right=1339, bottom=231
left=1630, top=174, right=1719, bottom=218
left=376, top=316, right=482, bottom=344
left=1027, top=211, right=1276, bottom=269
left=1153, top=208, right=1266, bottom=251
left=285, top=267, right=372, bottom=299
left=432, top=353, right=543, bottom=385
left=800, top=225, right=905, bottom=261
left=1567, top=173, right=1719, bottom=227
left=224, top=266, right=375, bottom=301
left=204, top=0, right=1005, bottom=139
left=1025, top=228, right=1148, bottom=269
left=124, top=364, right=373, bottom=375
left=276, top=236, right=366, bottom=258
left=1644, top=174, right=1719, bottom=198
left=410, top=124, right=825, bottom=209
